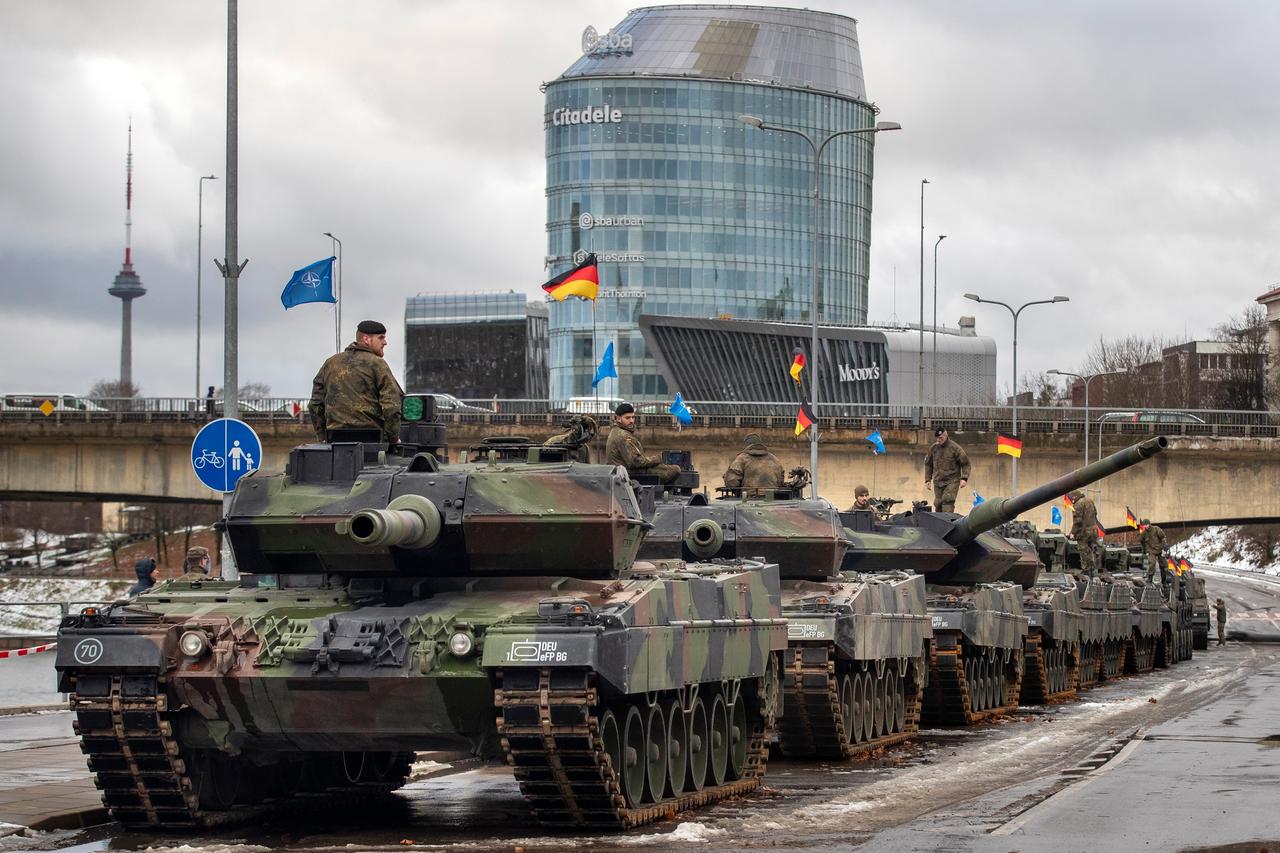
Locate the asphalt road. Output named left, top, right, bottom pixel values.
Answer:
left=5, top=567, right=1278, bottom=853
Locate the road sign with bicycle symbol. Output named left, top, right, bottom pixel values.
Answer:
left=191, top=418, right=263, bottom=493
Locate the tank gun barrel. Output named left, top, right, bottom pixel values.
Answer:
left=944, top=436, right=1169, bottom=546
left=340, top=494, right=442, bottom=550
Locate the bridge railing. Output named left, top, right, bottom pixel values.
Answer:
left=3, top=397, right=1277, bottom=438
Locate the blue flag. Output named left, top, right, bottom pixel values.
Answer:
left=669, top=392, right=693, bottom=426
left=972, top=490, right=985, bottom=507
left=1051, top=505, right=1063, bottom=526
left=865, top=430, right=886, bottom=454
left=592, top=341, right=617, bottom=389
left=280, top=257, right=336, bottom=309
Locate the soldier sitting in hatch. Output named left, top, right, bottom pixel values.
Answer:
left=723, top=433, right=785, bottom=496
left=606, top=402, right=680, bottom=483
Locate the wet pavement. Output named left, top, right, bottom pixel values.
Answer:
left=1, top=567, right=1277, bottom=852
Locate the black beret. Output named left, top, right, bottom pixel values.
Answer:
left=934, top=427, right=947, bottom=437
left=357, top=320, right=387, bottom=335
left=615, top=401, right=635, bottom=416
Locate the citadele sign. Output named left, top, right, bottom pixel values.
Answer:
left=552, top=105, right=622, bottom=126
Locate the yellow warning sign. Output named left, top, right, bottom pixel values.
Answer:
left=38, top=399, right=55, bottom=416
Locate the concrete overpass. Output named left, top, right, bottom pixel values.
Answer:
left=1, top=419, right=1276, bottom=532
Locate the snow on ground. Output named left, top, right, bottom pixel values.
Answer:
left=0, top=577, right=132, bottom=634
left=1177, top=526, right=1280, bottom=576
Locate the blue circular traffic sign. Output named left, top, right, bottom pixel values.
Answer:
left=191, top=418, right=263, bottom=493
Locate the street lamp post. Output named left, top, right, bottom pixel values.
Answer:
left=918, top=179, right=929, bottom=423
left=1047, top=369, right=1100, bottom=466
left=932, top=234, right=946, bottom=408
left=323, top=231, right=343, bottom=351
left=738, top=114, right=901, bottom=498
left=195, top=174, right=217, bottom=400
left=964, top=293, right=1069, bottom=495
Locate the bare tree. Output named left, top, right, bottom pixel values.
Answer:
left=1022, top=371, right=1065, bottom=407
left=103, top=531, right=123, bottom=573
left=1211, top=305, right=1269, bottom=410
left=88, top=379, right=140, bottom=398
left=1079, top=334, right=1178, bottom=408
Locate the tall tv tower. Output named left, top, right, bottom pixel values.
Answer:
left=108, top=120, right=145, bottom=389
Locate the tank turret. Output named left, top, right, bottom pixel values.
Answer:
left=842, top=437, right=1168, bottom=585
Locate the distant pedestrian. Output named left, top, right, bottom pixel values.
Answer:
left=205, top=385, right=216, bottom=420
left=924, top=428, right=970, bottom=513
left=1216, top=597, right=1227, bottom=645
left=128, top=557, right=157, bottom=596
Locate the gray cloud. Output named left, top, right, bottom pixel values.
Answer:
left=1, top=0, right=1277, bottom=400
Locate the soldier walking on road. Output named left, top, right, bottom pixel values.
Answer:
left=309, top=320, right=405, bottom=446
left=923, top=427, right=970, bottom=513
left=1216, top=597, right=1227, bottom=645
left=1069, top=489, right=1101, bottom=576
left=606, top=402, right=679, bottom=484
left=1138, top=518, right=1167, bottom=582
left=723, top=433, right=785, bottom=495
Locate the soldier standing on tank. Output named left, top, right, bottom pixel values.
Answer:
left=606, top=402, right=680, bottom=484
left=723, top=433, right=785, bottom=495
left=1138, top=518, right=1167, bottom=582
left=308, top=320, right=405, bottom=446
left=543, top=414, right=597, bottom=463
left=1069, top=489, right=1101, bottom=575
left=850, top=485, right=875, bottom=512
left=1215, top=597, right=1227, bottom=645
left=923, top=427, right=970, bottom=513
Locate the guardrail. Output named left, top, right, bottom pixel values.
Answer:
left=3, top=397, right=1278, bottom=438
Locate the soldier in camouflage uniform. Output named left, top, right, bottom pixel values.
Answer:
left=1138, top=518, right=1167, bottom=582
left=543, top=415, right=597, bottom=463
left=1069, top=489, right=1101, bottom=575
left=723, top=433, right=785, bottom=495
left=1216, top=597, right=1227, bottom=645
left=308, top=320, right=405, bottom=445
left=923, top=427, right=970, bottom=512
left=178, top=546, right=212, bottom=583
left=850, top=484, right=874, bottom=512
left=605, top=402, right=679, bottom=484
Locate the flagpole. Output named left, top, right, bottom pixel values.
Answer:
left=592, top=298, right=598, bottom=413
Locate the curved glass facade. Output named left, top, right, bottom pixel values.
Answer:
left=545, top=5, right=880, bottom=401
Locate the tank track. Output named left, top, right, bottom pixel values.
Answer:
left=777, top=644, right=923, bottom=759
left=1076, top=640, right=1102, bottom=690
left=1124, top=632, right=1159, bottom=674
left=495, top=666, right=773, bottom=829
left=922, top=637, right=1023, bottom=726
left=70, top=672, right=411, bottom=829
left=1019, top=634, right=1079, bottom=705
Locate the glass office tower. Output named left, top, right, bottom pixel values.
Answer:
left=545, top=4, right=881, bottom=401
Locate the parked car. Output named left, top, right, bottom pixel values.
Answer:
left=424, top=393, right=494, bottom=414
left=0, top=393, right=106, bottom=413
left=1096, top=410, right=1206, bottom=424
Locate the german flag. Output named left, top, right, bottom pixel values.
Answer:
left=1063, top=492, right=1074, bottom=509
left=1096, top=521, right=1106, bottom=540
left=1178, top=557, right=1192, bottom=573
left=1125, top=507, right=1139, bottom=529
left=794, top=401, right=816, bottom=436
left=1166, top=556, right=1177, bottom=574
left=542, top=254, right=599, bottom=301
left=996, top=432, right=1023, bottom=458
left=789, top=348, right=806, bottom=384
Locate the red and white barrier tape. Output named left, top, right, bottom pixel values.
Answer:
left=0, top=643, right=57, bottom=659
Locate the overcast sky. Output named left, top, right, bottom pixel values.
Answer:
left=1, top=0, right=1277, bottom=399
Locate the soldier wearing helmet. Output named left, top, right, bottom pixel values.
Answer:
left=179, top=546, right=213, bottom=583
left=1137, top=518, right=1167, bottom=582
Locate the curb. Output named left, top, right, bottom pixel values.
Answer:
left=0, top=704, right=66, bottom=717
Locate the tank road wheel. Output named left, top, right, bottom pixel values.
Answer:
left=600, top=710, right=623, bottom=783
left=727, top=691, right=749, bottom=781
left=878, top=671, right=893, bottom=735
left=665, top=699, right=688, bottom=799
left=850, top=672, right=866, bottom=744
left=859, top=672, right=874, bottom=743
left=644, top=702, right=667, bottom=804
left=893, top=668, right=907, bottom=733
left=839, top=673, right=856, bottom=745
left=871, top=672, right=885, bottom=738
left=273, top=756, right=305, bottom=798
left=339, top=751, right=366, bottom=785
left=189, top=750, right=239, bottom=810
left=686, top=696, right=709, bottom=792
left=994, top=657, right=1006, bottom=708
left=621, top=705, right=647, bottom=808
left=707, top=694, right=730, bottom=787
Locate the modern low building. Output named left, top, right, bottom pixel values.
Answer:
left=640, top=314, right=997, bottom=409
left=545, top=4, right=887, bottom=401
left=404, top=292, right=548, bottom=399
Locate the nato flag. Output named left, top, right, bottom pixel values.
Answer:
left=281, top=257, right=337, bottom=309
left=669, top=392, right=693, bottom=426
left=592, top=341, right=618, bottom=389
left=865, top=430, right=886, bottom=454
left=1051, top=505, right=1063, bottom=526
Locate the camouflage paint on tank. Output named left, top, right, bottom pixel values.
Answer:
left=926, top=582, right=1028, bottom=651
left=1023, top=572, right=1084, bottom=643
left=781, top=572, right=931, bottom=661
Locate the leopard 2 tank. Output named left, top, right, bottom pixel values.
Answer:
left=54, top=403, right=786, bottom=831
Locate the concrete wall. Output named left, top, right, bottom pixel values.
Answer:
left=0, top=420, right=1276, bottom=529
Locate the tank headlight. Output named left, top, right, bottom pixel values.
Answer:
left=448, top=631, right=474, bottom=657
left=179, top=630, right=209, bottom=658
